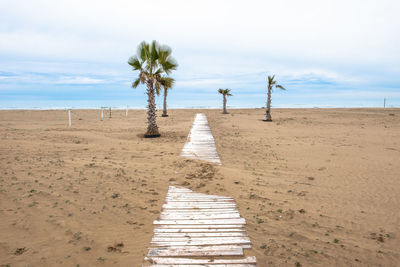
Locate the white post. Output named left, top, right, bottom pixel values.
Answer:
left=126, top=105, right=128, bottom=117
left=68, top=109, right=71, bottom=127
left=101, top=109, right=104, bottom=121
left=384, top=98, right=386, bottom=108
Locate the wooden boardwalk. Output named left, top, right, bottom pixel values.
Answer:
left=180, top=113, right=221, bottom=165
left=143, top=186, right=256, bottom=266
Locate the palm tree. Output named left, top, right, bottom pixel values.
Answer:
left=128, top=40, right=177, bottom=137
left=218, top=88, right=232, bottom=114
left=263, top=75, right=285, bottom=121
left=160, top=76, right=175, bottom=117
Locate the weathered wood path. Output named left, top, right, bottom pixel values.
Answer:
left=180, top=113, right=221, bottom=165
left=143, top=186, right=256, bottom=266
left=143, top=114, right=255, bottom=266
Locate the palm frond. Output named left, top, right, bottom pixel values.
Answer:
left=159, top=57, right=177, bottom=75
left=158, top=45, right=177, bottom=74
left=128, top=56, right=142, bottom=70
left=160, top=76, right=175, bottom=90
left=153, top=67, right=164, bottom=76
left=268, top=75, right=278, bottom=86
left=137, top=41, right=149, bottom=62
left=158, top=45, right=171, bottom=64
left=159, top=45, right=172, bottom=56
left=276, top=85, right=286, bottom=90
left=154, top=80, right=161, bottom=96
left=150, top=40, right=159, bottom=64
left=132, top=77, right=141, bottom=88
left=162, top=60, right=178, bottom=75
left=218, top=88, right=232, bottom=96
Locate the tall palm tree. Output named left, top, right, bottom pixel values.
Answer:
left=128, top=40, right=177, bottom=137
left=218, top=88, right=232, bottom=114
left=160, top=76, right=175, bottom=117
left=263, top=75, right=285, bottom=121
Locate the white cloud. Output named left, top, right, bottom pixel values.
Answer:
left=0, top=0, right=399, bottom=101
left=55, top=76, right=105, bottom=84
left=1, top=0, right=399, bottom=64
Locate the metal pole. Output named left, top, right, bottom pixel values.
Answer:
left=68, top=109, right=71, bottom=127
left=109, top=107, right=112, bottom=118
left=126, top=105, right=128, bottom=117
left=101, top=109, right=103, bottom=121
left=384, top=98, right=386, bottom=108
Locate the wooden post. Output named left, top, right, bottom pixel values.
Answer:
left=68, top=109, right=71, bottom=127
left=109, top=107, right=112, bottom=118
left=126, top=105, right=128, bottom=117
left=101, top=109, right=104, bottom=121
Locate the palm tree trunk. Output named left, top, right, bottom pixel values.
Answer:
left=145, top=80, right=160, bottom=137
left=162, top=89, right=168, bottom=117
left=264, top=86, right=272, bottom=121
left=223, top=95, right=227, bottom=114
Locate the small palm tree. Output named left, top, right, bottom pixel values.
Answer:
left=160, top=77, right=175, bottom=117
left=263, top=75, right=285, bottom=121
left=218, top=88, right=232, bottom=114
left=128, top=40, right=177, bottom=137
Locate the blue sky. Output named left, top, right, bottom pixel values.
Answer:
left=1, top=0, right=399, bottom=109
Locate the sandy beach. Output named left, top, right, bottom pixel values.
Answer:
left=0, top=108, right=399, bottom=266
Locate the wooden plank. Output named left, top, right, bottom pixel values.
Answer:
left=162, top=208, right=237, bottom=212
left=151, top=236, right=250, bottom=241
left=160, top=214, right=240, bottom=216
left=165, top=202, right=235, bottom=205
left=163, top=204, right=236, bottom=209
left=160, top=213, right=240, bottom=220
left=164, top=202, right=235, bottom=204
left=166, top=194, right=232, bottom=198
left=155, top=224, right=245, bottom=229
left=166, top=194, right=232, bottom=197
left=150, top=243, right=251, bottom=248
left=164, top=205, right=236, bottom=209
left=145, top=256, right=256, bottom=265
left=159, top=212, right=239, bottom=216
left=151, top=237, right=251, bottom=246
left=154, top=218, right=245, bottom=225
left=146, top=264, right=256, bottom=267
left=151, top=241, right=251, bottom=248
left=180, top=113, right=221, bottom=165
left=160, top=209, right=238, bottom=213
left=165, top=196, right=231, bottom=199
left=154, top=228, right=246, bottom=233
left=153, top=232, right=248, bottom=237
left=147, top=245, right=243, bottom=256
left=165, top=201, right=235, bottom=204
left=161, top=209, right=239, bottom=215
left=163, top=202, right=236, bottom=206
left=165, top=200, right=234, bottom=203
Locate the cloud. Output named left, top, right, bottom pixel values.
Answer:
left=0, top=0, right=399, bottom=108
left=2, top=0, right=400, bottom=64
left=55, top=77, right=105, bottom=84
left=0, top=71, right=127, bottom=86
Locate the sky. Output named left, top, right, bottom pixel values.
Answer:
left=0, top=0, right=399, bottom=109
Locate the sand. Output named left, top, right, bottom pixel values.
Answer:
left=0, top=108, right=399, bottom=266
